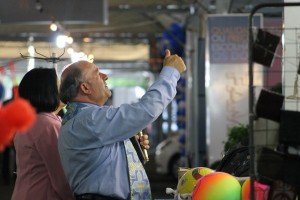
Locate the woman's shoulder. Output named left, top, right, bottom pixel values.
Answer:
left=38, top=112, right=61, bottom=123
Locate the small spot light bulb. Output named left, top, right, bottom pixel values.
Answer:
left=50, top=22, right=58, bottom=31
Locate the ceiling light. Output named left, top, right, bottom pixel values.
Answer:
left=27, top=45, right=35, bottom=55
left=67, top=48, right=74, bottom=55
left=56, top=35, right=68, bottom=48
left=190, top=4, right=195, bottom=15
left=166, top=5, right=178, bottom=9
left=50, top=22, right=58, bottom=31
left=119, top=4, right=130, bottom=9
left=55, top=34, right=73, bottom=48
left=83, top=37, right=92, bottom=43
left=66, top=36, right=73, bottom=44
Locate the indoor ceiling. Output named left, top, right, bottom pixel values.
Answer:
left=0, top=0, right=283, bottom=60
left=0, top=0, right=206, bottom=60
left=0, top=0, right=283, bottom=43
left=0, top=0, right=207, bottom=43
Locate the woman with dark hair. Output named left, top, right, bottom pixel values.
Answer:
left=11, top=68, right=74, bottom=200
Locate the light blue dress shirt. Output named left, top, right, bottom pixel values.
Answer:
left=58, top=66, right=180, bottom=199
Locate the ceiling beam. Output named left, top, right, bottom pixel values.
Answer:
left=109, top=5, right=190, bottom=13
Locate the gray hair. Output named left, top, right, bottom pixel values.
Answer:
left=59, top=67, right=83, bottom=104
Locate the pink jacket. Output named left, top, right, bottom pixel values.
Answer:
left=12, top=112, right=74, bottom=200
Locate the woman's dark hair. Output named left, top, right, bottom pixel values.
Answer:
left=19, top=67, right=59, bottom=113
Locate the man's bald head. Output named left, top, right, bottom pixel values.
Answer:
left=59, top=60, right=91, bottom=104
left=61, top=60, right=90, bottom=80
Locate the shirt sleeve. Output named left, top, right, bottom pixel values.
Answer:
left=35, top=121, right=75, bottom=200
left=80, top=66, right=181, bottom=146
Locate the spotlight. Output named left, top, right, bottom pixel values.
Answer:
left=56, top=35, right=67, bottom=48
left=50, top=22, right=58, bottom=31
left=66, top=36, right=73, bottom=44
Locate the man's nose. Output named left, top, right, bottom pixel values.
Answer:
left=100, top=72, right=108, bottom=80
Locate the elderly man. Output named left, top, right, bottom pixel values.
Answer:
left=58, top=49, right=186, bottom=200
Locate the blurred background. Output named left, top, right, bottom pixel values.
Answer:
left=0, top=0, right=285, bottom=199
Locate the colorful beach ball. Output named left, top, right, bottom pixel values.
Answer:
left=177, top=167, right=214, bottom=194
left=192, top=172, right=241, bottom=200
left=242, top=177, right=270, bottom=200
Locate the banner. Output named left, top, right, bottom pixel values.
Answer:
left=207, top=14, right=262, bottom=64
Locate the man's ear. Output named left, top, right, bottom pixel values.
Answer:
left=80, top=82, right=91, bottom=94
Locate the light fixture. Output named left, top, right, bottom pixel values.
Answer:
left=50, top=22, right=58, bottom=31
left=166, top=4, right=178, bottom=9
left=35, top=0, right=43, bottom=12
left=27, top=45, right=35, bottom=55
left=67, top=48, right=74, bottom=55
left=66, top=36, right=73, bottom=44
left=189, top=4, right=196, bottom=15
left=56, top=34, right=73, bottom=48
left=56, top=35, right=68, bottom=48
left=83, top=37, right=92, bottom=43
